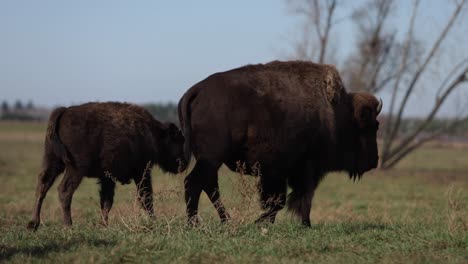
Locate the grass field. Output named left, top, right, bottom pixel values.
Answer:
left=0, top=121, right=467, bottom=263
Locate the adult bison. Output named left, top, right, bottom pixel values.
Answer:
left=27, top=102, right=186, bottom=231
left=178, top=61, right=382, bottom=226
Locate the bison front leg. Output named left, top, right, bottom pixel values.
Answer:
left=57, top=167, right=84, bottom=226
left=255, top=175, right=287, bottom=224
left=134, top=172, right=155, bottom=218
left=287, top=162, right=321, bottom=227
left=287, top=190, right=315, bottom=227
left=27, top=161, right=64, bottom=231
left=99, top=177, right=115, bottom=225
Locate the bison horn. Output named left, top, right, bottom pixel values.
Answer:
left=376, top=98, right=383, bottom=115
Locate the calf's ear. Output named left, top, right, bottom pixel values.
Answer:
left=169, top=123, right=179, bottom=137
left=163, top=122, right=180, bottom=138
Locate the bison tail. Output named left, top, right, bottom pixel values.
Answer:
left=45, top=107, right=70, bottom=164
left=178, top=92, right=197, bottom=166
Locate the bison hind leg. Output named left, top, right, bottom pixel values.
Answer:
left=57, top=166, right=84, bottom=226
left=184, top=159, right=229, bottom=225
left=200, top=161, right=230, bottom=223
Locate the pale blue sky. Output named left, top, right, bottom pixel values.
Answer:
left=1, top=0, right=466, bottom=116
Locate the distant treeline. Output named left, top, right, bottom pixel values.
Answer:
left=0, top=100, right=179, bottom=124
left=1, top=100, right=467, bottom=138
left=1, top=100, right=47, bottom=121
left=396, top=117, right=468, bottom=138
left=142, top=102, right=179, bottom=124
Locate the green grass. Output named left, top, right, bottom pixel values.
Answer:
left=0, top=121, right=467, bottom=263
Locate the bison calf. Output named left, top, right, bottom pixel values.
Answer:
left=27, top=102, right=187, bottom=231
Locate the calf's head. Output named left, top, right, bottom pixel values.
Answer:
left=157, top=123, right=187, bottom=173
left=344, top=92, right=382, bottom=178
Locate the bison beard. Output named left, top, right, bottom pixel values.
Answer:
left=27, top=102, right=187, bottom=231
left=179, top=60, right=382, bottom=226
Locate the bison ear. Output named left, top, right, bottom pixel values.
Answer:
left=360, top=106, right=372, bottom=123
left=351, top=92, right=378, bottom=128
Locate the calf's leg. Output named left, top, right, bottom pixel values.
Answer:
left=27, top=160, right=64, bottom=230
left=134, top=172, right=155, bottom=218
left=57, top=167, right=83, bottom=226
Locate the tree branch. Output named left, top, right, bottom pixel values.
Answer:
left=368, top=33, right=396, bottom=92
left=386, top=0, right=466, bottom=151
left=318, top=0, right=336, bottom=63
left=381, top=0, right=420, bottom=163
left=382, top=129, right=444, bottom=169
left=383, top=115, right=468, bottom=169
left=383, top=66, right=468, bottom=166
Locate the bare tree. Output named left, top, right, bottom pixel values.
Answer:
left=287, top=0, right=468, bottom=169
left=287, top=0, right=338, bottom=63
left=379, top=0, right=468, bottom=169
left=344, top=0, right=397, bottom=93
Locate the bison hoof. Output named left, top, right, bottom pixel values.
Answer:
left=302, top=219, right=312, bottom=227
left=220, top=217, right=231, bottom=224
left=26, top=221, right=40, bottom=231
left=255, top=214, right=276, bottom=224
left=220, top=213, right=231, bottom=224
left=187, top=216, right=200, bottom=227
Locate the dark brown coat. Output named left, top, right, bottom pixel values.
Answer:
left=27, top=102, right=186, bottom=230
left=178, top=61, right=382, bottom=226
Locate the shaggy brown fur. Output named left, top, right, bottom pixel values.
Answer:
left=27, top=102, right=187, bottom=231
left=179, top=60, right=382, bottom=226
